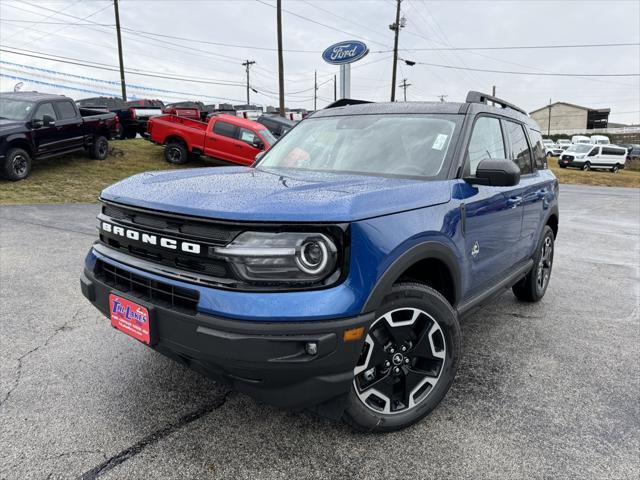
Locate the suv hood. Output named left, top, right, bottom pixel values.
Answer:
left=101, top=167, right=451, bottom=222
left=0, top=119, right=26, bottom=133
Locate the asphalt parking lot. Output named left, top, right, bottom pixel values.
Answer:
left=1, top=184, right=638, bottom=480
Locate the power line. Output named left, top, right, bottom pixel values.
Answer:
left=406, top=59, right=640, bottom=77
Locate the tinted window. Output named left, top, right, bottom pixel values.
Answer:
left=588, top=147, right=600, bottom=156
left=213, top=121, right=237, bottom=138
left=528, top=128, right=547, bottom=169
left=602, top=147, right=625, bottom=156
left=504, top=120, right=532, bottom=174
left=33, top=102, right=57, bottom=121
left=467, top=116, right=505, bottom=175
left=56, top=101, right=77, bottom=119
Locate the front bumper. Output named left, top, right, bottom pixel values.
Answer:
left=558, top=157, right=584, bottom=168
left=80, top=265, right=373, bottom=410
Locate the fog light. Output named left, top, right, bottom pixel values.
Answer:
left=305, top=342, right=318, bottom=355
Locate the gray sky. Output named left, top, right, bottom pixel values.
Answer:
left=1, top=0, right=638, bottom=124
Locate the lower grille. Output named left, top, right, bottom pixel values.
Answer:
left=95, top=259, right=199, bottom=314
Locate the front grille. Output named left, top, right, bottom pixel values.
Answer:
left=563, top=155, right=574, bottom=161
left=98, top=203, right=235, bottom=281
left=95, top=259, right=199, bottom=314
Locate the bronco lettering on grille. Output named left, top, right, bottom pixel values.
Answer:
left=101, top=221, right=201, bottom=254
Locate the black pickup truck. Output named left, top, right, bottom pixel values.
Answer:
left=76, top=97, right=164, bottom=139
left=0, top=92, right=118, bottom=180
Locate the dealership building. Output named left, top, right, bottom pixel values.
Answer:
left=530, top=102, right=610, bottom=133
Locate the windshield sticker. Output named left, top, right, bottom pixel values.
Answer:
left=432, top=134, right=448, bottom=151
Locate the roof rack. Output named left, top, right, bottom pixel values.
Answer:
left=465, top=91, right=527, bottom=116
left=324, top=98, right=372, bottom=109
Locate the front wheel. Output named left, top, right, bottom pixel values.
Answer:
left=582, top=162, right=591, bottom=171
left=2, top=148, right=32, bottom=181
left=343, top=283, right=461, bottom=432
left=512, top=225, right=555, bottom=302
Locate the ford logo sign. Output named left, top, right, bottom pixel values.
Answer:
left=322, top=40, right=369, bottom=65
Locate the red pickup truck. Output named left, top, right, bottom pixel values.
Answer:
left=147, top=113, right=276, bottom=165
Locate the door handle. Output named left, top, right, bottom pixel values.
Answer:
left=507, top=196, right=522, bottom=208
left=235, top=144, right=243, bottom=148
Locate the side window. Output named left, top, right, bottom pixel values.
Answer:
left=467, top=116, right=505, bottom=175
left=238, top=128, right=258, bottom=145
left=56, top=101, right=77, bottom=119
left=588, top=147, right=600, bottom=157
left=504, top=121, right=533, bottom=174
left=33, top=103, right=57, bottom=121
left=213, top=121, right=237, bottom=138
left=528, top=128, right=547, bottom=170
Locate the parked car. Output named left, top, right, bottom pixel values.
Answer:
left=257, top=114, right=296, bottom=138
left=542, top=139, right=563, bottom=157
left=147, top=113, right=276, bottom=165
left=558, top=143, right=627, bottom=172
left=82, top=91, right=558, bottom=432
left=590, top=135, right=610, bottom=145
left=77, top=97, right=164, bottom=139
left=556, top=138, right=572, bottom=150
left=161, top=106, right=201, bottom=121
left=626, top=144, right=640, bottom=160
left=571, top=135, right=592, bottom=145
left=0, top=92, right=117, bottom=180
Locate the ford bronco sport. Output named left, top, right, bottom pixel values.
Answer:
left=81, top=92, right=558, bottom=432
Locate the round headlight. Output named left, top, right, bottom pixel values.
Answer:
left=296, top=239, right=329, bottom=275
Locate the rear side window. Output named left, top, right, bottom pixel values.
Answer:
left=602, top=147, right=625, bottom=156
left=503, top=120, right=533, bottom=174
left=467, top=116, right=505, bottom=176
left=213, top=121, right=238, bottom=139
left=528, top=129, right=547, bottom=170
left=56, top=101, right=77, bottom=119
left=33, top=102, right=57, bottom=121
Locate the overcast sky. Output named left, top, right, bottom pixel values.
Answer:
left=0, top=0, right=638, bottom=124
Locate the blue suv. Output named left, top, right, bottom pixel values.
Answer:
left=81, top=92, right=558, bottom=432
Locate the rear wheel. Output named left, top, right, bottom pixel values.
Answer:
left=582, top=162, right=591, bottom=171
left=513, top=225, right=554, bottom=302
left=343, top=283, right=461, bottom=432
left=126, top=130, right=137, bottom=139
left=89, top=136, right=109, bottom=160
left=164, top=141, right=189, bottom=164
left=2, top=148, right=32, bottom=181
left=611, top=164, right=620, bottom=173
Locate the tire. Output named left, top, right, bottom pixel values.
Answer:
left=89, top=135, right=109, bottom=160
left=116, top=123, right=125, bottom=140
left=611, top=164, right=620, bottom=173
left=559, top=164, right=567, bottom=168
left=2, top=148, right=32, bottom=181
left=164, top=142, right=189, bottom=164
left=126, top=130, right=137, bottom=139
left=512, top=225, right=555, bottom=302
left=343, top=283, right=461, bottom=432
left=546, top=151, right=552, bottom=158
left=582, top=162, right=591, bottom=171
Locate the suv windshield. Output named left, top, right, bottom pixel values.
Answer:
left=257, top=114, right=459, bottom=178
left=566, top=144, right=593, bottom=153
left=0, top=98, right=35, bottom=121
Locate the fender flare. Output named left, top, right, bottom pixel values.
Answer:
left=5, top=133, right=34, bottom=156
left=361, top=241, right=462, bottom=314
left=164, top=135, right=190, bottom=152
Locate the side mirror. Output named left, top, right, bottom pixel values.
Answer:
left=42, top=114, right=55, bottom=127
left=252, top=139, right=265, bottom=150
left=31, top=119, right=43, bottom=129
left=465, top=158, right=520, bottom=187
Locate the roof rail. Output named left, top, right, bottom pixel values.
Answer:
left=465, top=91, right=527, bottom=116
left=324, top=98, right=372, bottom=109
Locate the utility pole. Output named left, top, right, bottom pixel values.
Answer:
left=242, top=60, right=256, bottom=105
left=313, top=70, right=318, bottom=110
left=389, top=0, right=404, bottom=102
left=276, top=0, right=285, bottom=117
left=398, top=78, right=411, bottom=101
left=113, top=0, right=126, bottom=101
left=547, top=98, right=552, bottom=136
left=492, top=85, right=496, bottom=97
left=333, top=74, right=337, bottom=101
left=438, top=95, right=448, bottom=102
